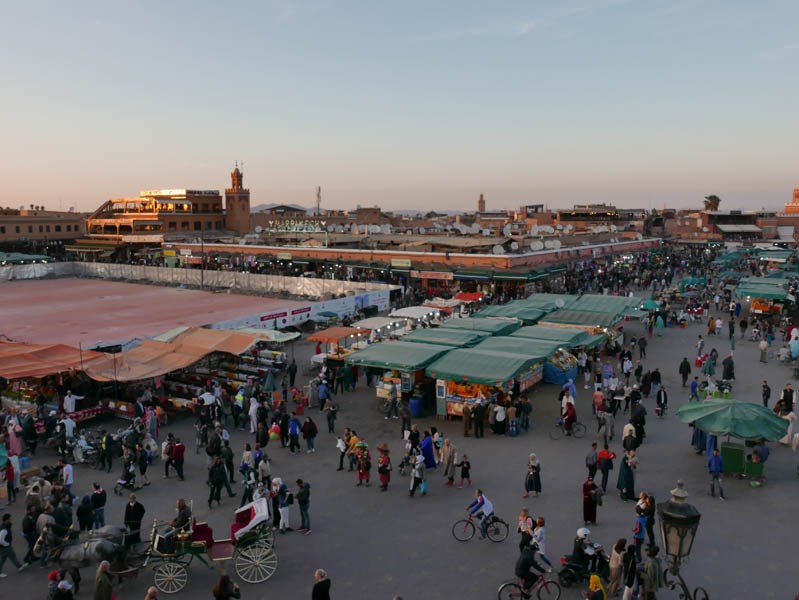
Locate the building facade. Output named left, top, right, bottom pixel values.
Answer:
left=0, top=208, right=85, bottom=245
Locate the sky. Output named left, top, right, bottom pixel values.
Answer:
left=1, top=0, right=798, bottom=213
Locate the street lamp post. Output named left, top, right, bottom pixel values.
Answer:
left=657, top=480, right=710, bottom=600
left=200, top=228, right=205, bottom=289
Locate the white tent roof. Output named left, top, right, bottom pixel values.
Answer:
left=352, top=317, right=405, bottom=331
left=389, top=306, right=441, bottom=319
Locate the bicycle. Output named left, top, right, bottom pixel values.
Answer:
left=549, top=420, right=587, bottom=440
left=451, top=512, right=509, bottom=543
left=497, top=574, right=561, bottom=600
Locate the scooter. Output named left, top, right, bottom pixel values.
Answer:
left=558, top=542, right=611, bottom=588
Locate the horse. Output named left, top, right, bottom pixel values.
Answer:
left=36, top=526, right=128, bottom=593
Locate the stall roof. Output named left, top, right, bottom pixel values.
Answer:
left=229, top=328, right=301, bottom=343
left=569, top=294, right=640, bottom=314
left=308, top=327, right=370, bottom=343
left=510, top=326, right=590, bottom=346
left=403, top=328, right=490, bottom=348
left=439, top=317, right=521, bottom=336
left=345, top=341, right=455, bottom=371
left=351, top=317, right=404, bottom=331
left=474, top=337, right=559, bottom=360
left=539, top=310, right=622, bottom=328
left=519, top=294, right=577, bottom=312
left=389, top=306, right=441, bottom=320
left=736, top=285, right=789, bottom=301
left=454, top=291, right=485, bottom=303
left=82, top=328, right=265, bottom=382
left=0, top=341, right=104, bottom=379
left=426, top=349, right=538, bottom=386
left=715, top=224, right=762, bottom=233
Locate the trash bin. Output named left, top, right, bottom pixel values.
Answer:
left=410, top=396, right=424, bottom=418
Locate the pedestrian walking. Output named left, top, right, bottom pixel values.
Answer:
left=617, top=450, right=637, bottom=502
left=172, top=437, right=186, bottom=481
left=472, top=400, right=485, bottom=438
left=607, top=538, right=626, bottom=597
left=585, top=442, right=598, bottom=479
left=597, top=444, right=616, bottom=493
left=94, top=560, right=114, bottom=600
left=708, top=448, right=725, bottom=500
left=288, top=412, right=302, bottom=454
left=441, top=439, right=456, bottom=486
left=0, top=513, right=27, bottom=577
left=385, top=380, right=399, bottom=419
left=759, top=338, right=768, bottom=362
left=517, top=507, right=534, bottom=552
left=678, top=357, right=691, bottom=387
left=123, top=493, right=145, bottom=546
left=762, top=380, right=771, bottom=408
left=522, top=453, right=541, bottom=498
left=376, top=443, right=392, bottom=491
left=91, top=482, right=107, bottom=529
left=208, top=457, right=226, bottom=509
left=302, top=417, right=318, bottom=453
left=621, top=545, right=638, bottom=600
left=582, top=476, right=598, bottom=525
left=312, top=568, right=331, bottom=600
left=323, top=398, right=337, bottom=434
left=296, top=479, right=311, bottom=534
left=454, top=453, right=471, bottom=488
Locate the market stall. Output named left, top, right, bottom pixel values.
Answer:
left=346, top=341, right=455, bottom=414
left=439, top=317, right=521, bottom=336
left=403, top=328, right=490, bottom=348
left=389, top=306, right=442, bottom=324
left=736, top=278, right=791, bottom=316
left=510, top=325, right=607, bottom=350
left=474, top=336, right=577, bottom=385
left=352, top=317, right=408, bottom=341
left=425, top=349, right=539, bottom=418
left=307, top=326, right=372, bottom=368
left=475, top=302, right=546, bottom=324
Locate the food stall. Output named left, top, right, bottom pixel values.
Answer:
left=307, top=326, right=372, bottom=369
left=345, top=341, right=455, bottom=415
left=736, top=279, right=791, bottom=316
left=403, top=328, right=490, bottom=348
left=389, top=306, right=442, bottom=326
left=351, top=317, right=408, bottom=341
left=439, top=317, right=521, bottom=336
left=425, top=349, right=540, bottom=418
left=538, top=310, right=624, bottom=346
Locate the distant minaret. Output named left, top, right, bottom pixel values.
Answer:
left=224, top=162, right=251, bottom=234
left=477, top=193, right=486, bottom=213
left=316, top=186, right=322, bottom=216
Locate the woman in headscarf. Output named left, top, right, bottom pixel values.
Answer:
left=248, top=397, right=259, bottom=434
left=523, top=453, right=541, bottom=498
left=655, top=313, right=664, bottom=337
left=581, top=574, right=607, bottom=599
left=6, top=412, right=22, bottom=457
left=582, top=475, right=598, bottom=525
left=376, top=443, right=391, bottom=491
left=419, top=431, right=436, bottom=469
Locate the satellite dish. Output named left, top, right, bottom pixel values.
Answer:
left=532, top=240, right=544, bottom=251
left=334, top=225, right=343, bottom=233
left=445, top=224, right=453, bottom=231
left=702, top=227, right=709, bottom=233
left=492, top=245, right=505, bottom=255
left=254, top=225, right=263, bottom=233
left=510, top=242, right=519, bottom=251
left=555, top=298, right=566, bottom=308
left=555, top=224, right=563, bottom=230
left=552, top=239, right=562, bottom=249
left=405, top=229, right=413, bottom=235
left=530, top=225, right=539, bottom=236
left=381, top=224, right=391, bottom=234
left=503, top=224, right=512, bottom=237
left=564, top=225, right=573, bottom=232
left=481, top=229, right=491, bottom=236
left=418, top=227, right=427, bottom=234
left=610, top=225, right=617, bottom=232
left=544, top=240, right=554, bottom=249
left=326, top=224, right=336, bottom=232
left=636, top=233, right=643, bottom=240
left=368, top=225, right=381, bottom=234
left=343, top=224, right=351, bottom=232
left=238, top=238, right=246, bottom=245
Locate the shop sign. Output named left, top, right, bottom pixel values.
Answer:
left=163, top=249, right=176, bottom=257
left=260, top=311, right=288, bottom=322
left=391, top=259, right=412, bottom=268
left=276, top=253, right=292, bottom=260
left=410, top=270, right=454, bottom=280
left=291, top=307, right=311, bottom=315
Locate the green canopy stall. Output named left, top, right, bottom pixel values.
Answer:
left=402, top=328, right=490, bottom=348
left=426, top=349, right=538, bottom=418
left=440, top=317, right=521, bottom=336
left=510, top=325, right=590, bottom=347
left=475, top=302, right=546, bottom=324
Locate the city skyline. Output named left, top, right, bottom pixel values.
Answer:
left=1, top=1, right=798, bottom=212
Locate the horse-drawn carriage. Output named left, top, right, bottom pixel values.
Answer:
left=134, top=497, right=278, bottom=594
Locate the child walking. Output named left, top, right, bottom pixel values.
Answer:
left=454, top=453, right=471, bottom=488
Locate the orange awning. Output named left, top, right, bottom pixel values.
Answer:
left=454, top=292, right=484, bottom=303
left=0, top=341, right=103, bottom=379
left=307, top=327, right=370, bottom=344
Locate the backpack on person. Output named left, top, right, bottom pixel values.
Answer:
left=286, top=492, right=294, bottom=505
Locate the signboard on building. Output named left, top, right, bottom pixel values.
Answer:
left=276, top=253, right=292, bottom=260
left=266, top=220, right=326, bottom=233
left=391, top=259, right=412, bottom=268
left=410, top=270, right=454, bottom=280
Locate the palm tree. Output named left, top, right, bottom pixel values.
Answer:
left=703, top=195, right=722, bottom=211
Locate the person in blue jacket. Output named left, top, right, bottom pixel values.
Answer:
left=708, top=448, right=725, bottom=500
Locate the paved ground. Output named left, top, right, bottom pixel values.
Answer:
left=6, top=310, right=798, bottom=599
left=0, top=278, right=305, bottom=347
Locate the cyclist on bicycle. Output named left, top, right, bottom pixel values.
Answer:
left=515, top=542, right=546, bottom=595
left=465, top=488, right=494, bottom=539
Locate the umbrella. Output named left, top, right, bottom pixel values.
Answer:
left=199, top=392, right=217, bottom=405
left=676, top=398, right=788, bottom=441
left=640, top=299, right=660, bottom=311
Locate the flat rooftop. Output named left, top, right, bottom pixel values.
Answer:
left=0, top=278, right=306, bottom=348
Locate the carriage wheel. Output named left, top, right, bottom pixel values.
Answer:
left=154, top=562, right=188, bottom=594
left=235, top=544, right=278, bottom=583
left=259, top=526, right=276, bottom=548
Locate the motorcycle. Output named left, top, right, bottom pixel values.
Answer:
left=558, top=542, right=611, bottom=588
left=70, top=434, right=100, bottom=466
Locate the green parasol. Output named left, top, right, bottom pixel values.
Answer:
left=640, top=299, right=660, bottom=311
left=676, top=398, right=788, bottom=441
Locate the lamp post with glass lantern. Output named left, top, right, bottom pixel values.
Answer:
left=657, top=480, right=710, bottom=600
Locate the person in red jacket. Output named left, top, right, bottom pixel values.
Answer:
left=597, top=444, right=617, bottom=493
left=171, top=438, right=186, bottom=481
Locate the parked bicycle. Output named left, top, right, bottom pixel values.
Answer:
left=451, top=512, right=509, bottom=543
left=549, top=419, right=587, bottom=440
left=497, top=574, right=562, bottom=600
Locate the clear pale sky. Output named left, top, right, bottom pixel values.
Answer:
left=1, top=1, right=797, bottom=213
